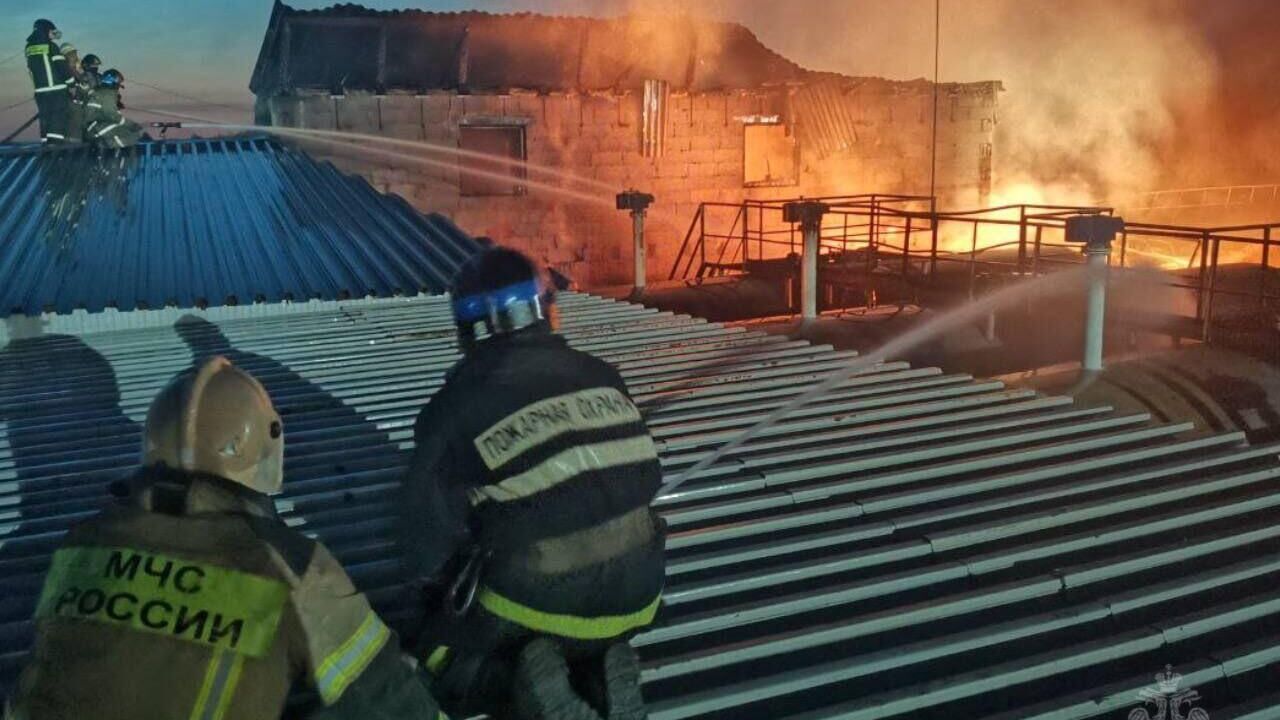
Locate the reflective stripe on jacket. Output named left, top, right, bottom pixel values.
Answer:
left=10, top=468, right=444, bottom=720
left=399, top=326, right=666, bottom=648
left=25, top=39, right=70, bottom=92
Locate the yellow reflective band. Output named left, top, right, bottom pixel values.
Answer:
left=474, top=388, right=643, bottom=470
left=35, top=546, right=288, bottom=657
left=468, top=435, right=658, bottom=506
left=425, top=645, right=451, bottom=675
left=26, top=44, right=49, bottom=56
left=189, top=648, right=244, bottom=720
left=477, top=588, right=661, bottom=640
left=315, top=612, right=390, bottom=705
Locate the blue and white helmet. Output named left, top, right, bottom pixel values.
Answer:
left=451, top=246, right=554, bottom=350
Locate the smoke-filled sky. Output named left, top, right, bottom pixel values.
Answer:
left=2, top=0, right=1278, bottom=198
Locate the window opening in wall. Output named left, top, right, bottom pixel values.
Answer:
left=743, top=122, right=799, bottom=188
left=459, top=124, right=527, bottom=196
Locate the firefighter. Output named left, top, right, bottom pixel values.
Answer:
left=76, top=54, right=102, bottom=102
left=24, top=19, right=73, bottom=144
left=6, top=356, right=446, bottom=720
left=69, top=54, right=101, bottom=142
left=398, top=247, right=663, bottom=720
left=83, top=69, right=143, bottom=149
left=65, top=52, right=98, bottom=143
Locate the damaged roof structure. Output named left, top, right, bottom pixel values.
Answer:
left=247, top=3, right=1003, bottom=288
left=249, top=1, right=811, bottom=96
left=2, top=140, right=1280, bottom=718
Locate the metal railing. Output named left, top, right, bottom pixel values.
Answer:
left=1123, top=183, right=1280, bottom=213
left=669, top=194, right=1280, bottom=344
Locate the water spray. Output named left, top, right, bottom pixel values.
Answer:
left=142, top=110, right=615, bottom=191
left=659, top=267, right=1090, bottom=498
left=134, top=107, right=687, bottom=233
left=142, top=113, right=617, bottom=210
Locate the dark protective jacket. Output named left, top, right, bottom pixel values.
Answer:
left=24, top=34, right=71, bottom=93
left=82, top=85, right=142, bottom=149
left=7, top=467, right=445, bottom=720
left=67, top=68, right=99, bottom=143
left=398, top=326, right=666, bottom=652
left=25, top=33, right=72, bottom=143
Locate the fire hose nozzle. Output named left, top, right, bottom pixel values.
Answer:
left=149, top=121, right=183, bottom=138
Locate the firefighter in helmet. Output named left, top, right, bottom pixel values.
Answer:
left=82, top=69, right=143, bottom=149
left=398, top=247, right=664, bottom=719
left=24, top=19, right=73, bottom=144
left=7, top=356, right=446, bottom=720
left=65, top=52, right=100, bottom=143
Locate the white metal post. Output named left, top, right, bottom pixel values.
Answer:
left=633, top=209, right=647, bottom=293
left=1066, top=214, right=1122, bottom=374
left=617, top=190, right=655, bottom=297
left=1082, top=243, right=1109, bottom=372
left=802, top=221, right=819, bottom=320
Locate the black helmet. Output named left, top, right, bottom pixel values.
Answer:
left=32, top=19, right=59, bottom=40
left=451, top=246, right=554, bottom=350
left=81, top=54, right=101, bottom=72
left=100, top=69, right=123, bottom=88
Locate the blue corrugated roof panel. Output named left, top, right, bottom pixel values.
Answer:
left=3, top=294, right=1280, bottom=718
left=0, top=137, right=478, bottom=316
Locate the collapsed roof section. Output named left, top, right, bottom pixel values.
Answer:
left=249, top=1, right=813, bottom=96
left=0, top=138, right=479, bottom=317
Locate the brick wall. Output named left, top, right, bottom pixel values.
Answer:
left=263, top=82, right=997, bottom=288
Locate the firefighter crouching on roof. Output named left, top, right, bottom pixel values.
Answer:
left=6, top=356, right=446, bottom=720
left=82, top=68, right=143, bottom=149
left=24, top=19, right=73, bottom=144
left=397, top=247, right=665, bottom=720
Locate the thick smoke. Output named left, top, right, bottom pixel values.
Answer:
left=535, top=0, right=1275, bottom=208
left=960, top=1, right=1217, bottom=206
left=684, top=0, right=1222, bottom=206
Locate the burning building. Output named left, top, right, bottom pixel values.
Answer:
left=249, top=1, right=1000, bottom=287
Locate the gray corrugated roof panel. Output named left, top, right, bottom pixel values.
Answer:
left=3, top=293, right=1280, bottom=718
left=0, top=138, right=479, bottom=316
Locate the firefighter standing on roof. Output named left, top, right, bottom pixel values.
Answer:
left=398, top=247, right=664, bottom=720
left=6, top=356, right=446, bottom=720
left=24, top=19, right=73, bottom=144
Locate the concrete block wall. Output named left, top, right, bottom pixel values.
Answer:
left=266, top=83, right=996, bottom=288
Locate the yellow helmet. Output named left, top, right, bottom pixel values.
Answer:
left=143, top=356, right=284, bottom=494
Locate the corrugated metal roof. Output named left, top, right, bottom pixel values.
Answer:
left=0, top=137, right=478, bottom=317
left=3, top=293, right=1280, bottom=718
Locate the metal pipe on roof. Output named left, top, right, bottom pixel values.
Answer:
left=783, top=201, right=830, bottom=321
